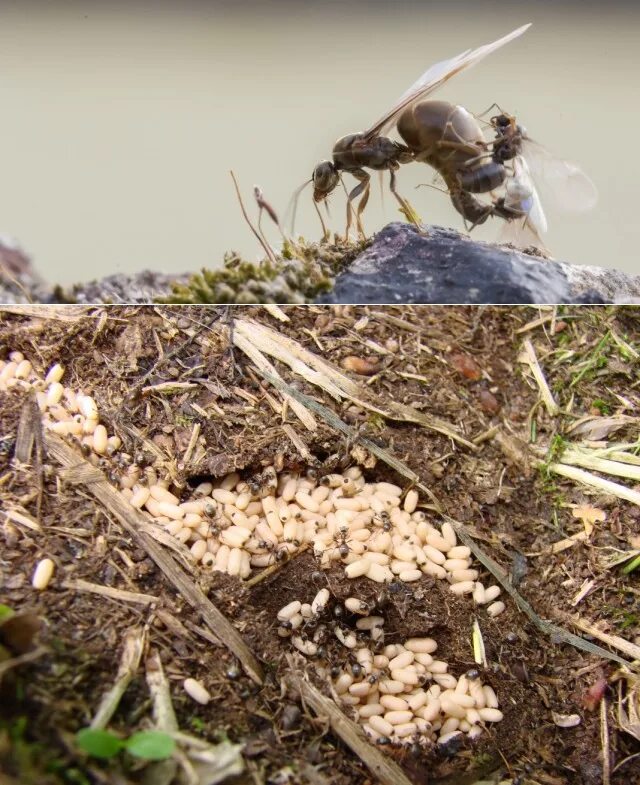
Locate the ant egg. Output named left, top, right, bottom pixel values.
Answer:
left=32, top=558, right=55, bottom=590
left=278, top=601, right=302, bottom=622
left=345, top=597, right=369, bottom=615
left=487, top=601, right=506, bottom=618
left=311, top=588, right=330, bottom=614
left=403, top=490, right=419, bottom=514
left=484, top=585, right=502, bottom=603
left=183, top=678, right=211, bottom=705
left=45, top=364, right=64, bottom=384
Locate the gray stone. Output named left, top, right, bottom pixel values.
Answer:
left=316, top=223, right=638, bottom=304
left=70, top=270, right=192, bottom=303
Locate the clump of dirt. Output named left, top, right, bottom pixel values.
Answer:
left=0, top=304, right=638, bottom=785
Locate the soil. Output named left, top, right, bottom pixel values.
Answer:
left=0, top=304, right=638, bottom=785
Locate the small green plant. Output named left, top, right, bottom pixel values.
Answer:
left=76, top=728, right=175, bottom=761
left=621, top=553, right=640, bottom=575
left=591, top=398, right=612, bottom=415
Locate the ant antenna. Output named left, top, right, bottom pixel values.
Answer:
left=286, top=178, right=313, bottom=236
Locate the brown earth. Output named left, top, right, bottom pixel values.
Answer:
left=0, top=304, right=638, bottom=785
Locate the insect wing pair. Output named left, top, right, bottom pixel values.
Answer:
left=500, top=137, right=598, bottom=248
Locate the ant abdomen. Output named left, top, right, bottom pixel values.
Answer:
left=457, top=160, right=506, bottom=194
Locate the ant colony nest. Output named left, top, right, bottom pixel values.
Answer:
left=2, top=355, right=506, bottom=750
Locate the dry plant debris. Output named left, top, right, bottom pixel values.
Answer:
left=0, top=304, right=639, bottom=785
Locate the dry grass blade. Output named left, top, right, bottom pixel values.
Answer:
left=281, top=423, right=315, bottom=463
left=285, top=668, right=414, bottom=785
left=560, top=446, right=640, bottom=482
left=90, top=626, right=146, bottom=730
left=5, top=508, right=41, bottom=531
left=144, top=649, right=179, bottom=785
left=62, top=579, right=160, bottom=606
left=14, top=396, right=39, bottom=463
left=519, top=339, right=560, bottom=416
left=617, top=674, right=640, bottom=742
left=0, top=304, right=92, bottom=320
left=147, top=651, right=179, bottom=733
left=234, top=318, right=356, bottom=400
left=601, top=696, right=611, bottom=785
left=233, top=318, right=478, bottom=451
left=44, top=433, right=264, bottom=685
left=557, top=612, right=640, bottom=661
left=566, top=415, right=637, bottom=441
left=262, top=305, right=290, bottom=322
left=548, top=463, right=640, bottom=506
left=232, top=328, right=317, bottom=432
left=14, top=396, right=44, bottom=516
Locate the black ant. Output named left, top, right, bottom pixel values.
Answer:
left=331, top=526, right=353, bottom=560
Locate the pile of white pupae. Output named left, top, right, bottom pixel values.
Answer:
left=4, top=353, right=507, bottom=748
left=1, top=354, right=504, bottom=616
left=0, top=354, right=121, bottom=457
left=277, top=589, right=503, bottom=747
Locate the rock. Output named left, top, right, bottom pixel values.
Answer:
left=0, top=236, right=52, bottom=303
left=69, top=270, right=192, bottom=303
left=316, top=223, right=639, bottom=304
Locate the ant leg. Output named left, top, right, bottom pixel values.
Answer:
left=389, top=168, right=422, bottom=230
left=313, top=199, right=330, bottom=242
left=355, top=179, right=371, bottom=238
left=344, top=169, right=370, bottom=241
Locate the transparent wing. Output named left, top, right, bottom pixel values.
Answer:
left=364, top=23, right=531, bottom=141
left=499, top=155, right=548, bottom=250
left=521, top=137, right=598, bottom=213
left=498, top=216, right=549, bottom=254
left=504, top=155, right=547, bottom=234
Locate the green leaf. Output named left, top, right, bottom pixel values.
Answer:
left=0, top=605, right=15, bottom=624
left=76, top=728, right=124, bottom=759
left=125, top=731, right=175, bottom=760
left=622, top=553, right=640, bottom=575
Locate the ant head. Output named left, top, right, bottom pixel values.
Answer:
left=312, top=160, right=340, bottom=202
left=491, top=113, right=515, bottom=133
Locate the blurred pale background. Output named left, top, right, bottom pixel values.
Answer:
left=0, top=0, right=638, bottom=285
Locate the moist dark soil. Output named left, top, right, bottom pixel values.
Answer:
left=0, top=304, right=638, bottom=785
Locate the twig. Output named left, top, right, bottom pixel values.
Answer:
left=520, top=339, right=560, bottom=416
left=281, top=424, right=315, bottom=464
left=556, top=612, right=640, bottom=661
left=5, top=507, right=41, bottom=531
left=182, top=422, right=201, bottom=466
left=245, top=544, right=310, bottom=588
left=601, top=697, right=611, bottom=785
left=141, top=382, right=199, bottom=395
left=262, top=305, right=290, bottom=323
left=45, top=433, right=264, bottom=685
left=285, top=668, right=414, bottom=785
left=62, top=579, right=159, bottom=606
left=0, top=646, right=48, bottom=678
left=91, top=626, right=146, bottom=729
